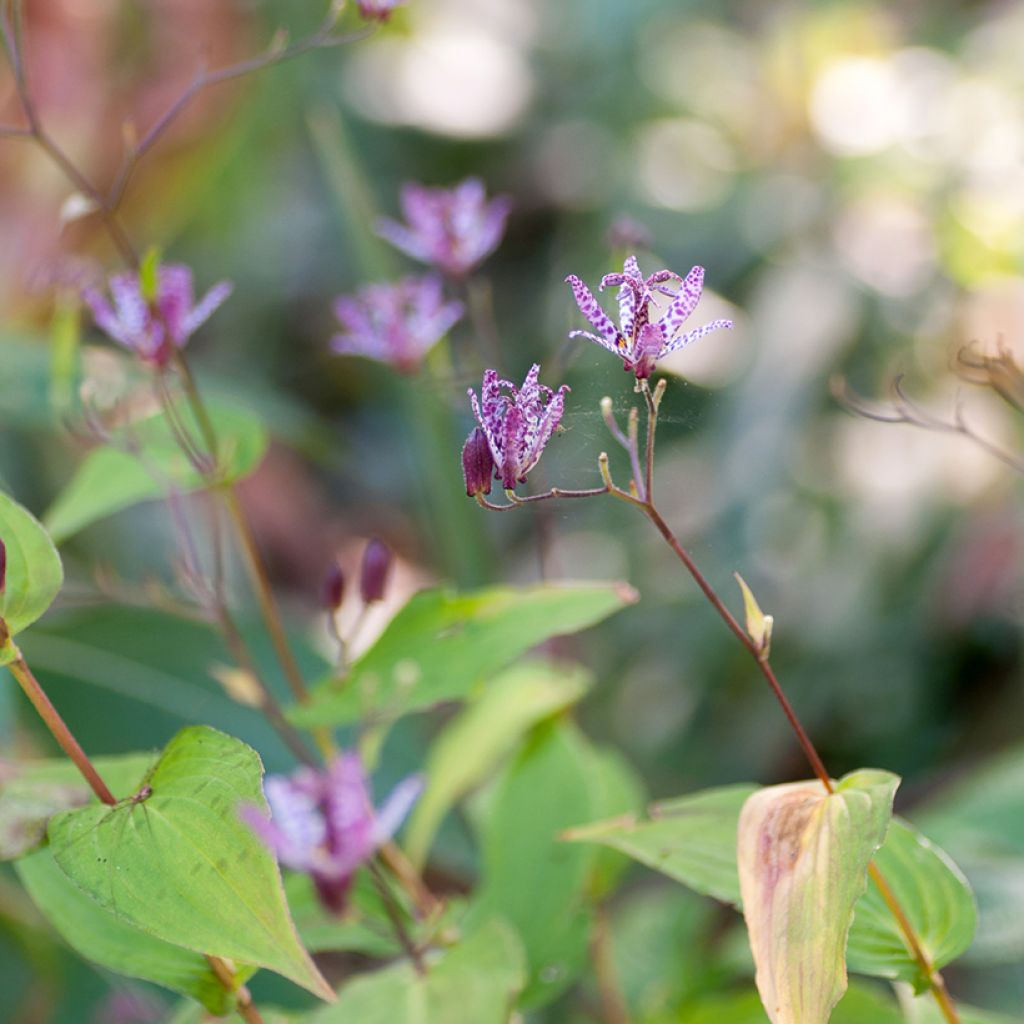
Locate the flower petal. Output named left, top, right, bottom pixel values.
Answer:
left=565, top=275, right=620, bottom=347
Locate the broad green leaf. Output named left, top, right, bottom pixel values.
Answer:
left=585, top=744, right=646, bottom=900
left=16, top=847, right=253, bottom=1013
left=311, top=919, right=526, bottom=1023
left=737, top=770, right=899, bottom=1024
left=564, top=783, right=759, bottom=905
left=465, top=720, right=603, bottom=1009
left=48, top=725, right=332, bottom=1001
left=291, top=583, right=636, bottom=728
left=678, top=982, right=904, bottom=1024
left=847, top=819, right=976, bottom=990
left=917, top=744, right=1024, bottom=857
left=0, top=491, right=64, bottom=663
left=44, top=402, right=268, bottom=543
left=0, top=752, right=153, bottom=859
left=404, top=659, right=593, bottom=868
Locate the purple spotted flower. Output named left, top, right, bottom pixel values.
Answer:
left=357, top=0, right=404, bottom=19
left=241, top=753, right=421, bottom=914
left=565, top=256, right=732, bottom=380
left=376, top=178, right=511, bottom=279
left=332, top=275, right=462, bottom=373
left=468, top=365, right=568, bottom=490
left=83, top=264, right=232, bottom=366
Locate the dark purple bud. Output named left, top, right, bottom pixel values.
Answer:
left=360, top=539, right=393, bottom=604
left=322, top=562, right=346, bottom=611
left=462, top=427, right=495, bottom=497
left=0, top=537, right=6, bottom=596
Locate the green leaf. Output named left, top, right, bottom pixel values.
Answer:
left=564, top=783, right=759, bottom=905
left=847, top=819, right=976, bottom=989
left=906, top=995, right=1019, bottom=1024
left=465, top=720, right=603, bottom=1009
left=16, top=846, right=253, bottom=1014
left=404, top=659, right=593, bottom=869
left=736, top=770, right=899, bottom=1024
left=291, top=583, right=636, bottom=728
left=0, top=752, right=153, bottom=859
left=311, top=919, right=526, bottom=1023
left=0, top=491, right=64, bottom=663
left=677, top=982, right=905, bottom=1024
left=48, top=725, right=332, bottom=1001
left=44, top=402, right=268, bottom=543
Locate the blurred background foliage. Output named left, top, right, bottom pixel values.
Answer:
left=1, top=0, right=1023, bottom=1020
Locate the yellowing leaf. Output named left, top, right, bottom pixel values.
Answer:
left=737, top=770, right=898, bottom=1024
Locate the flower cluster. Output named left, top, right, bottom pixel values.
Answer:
left=84, top=264, right=232, bottom=366
left=376, top=178, right=511, bottom=279
left=241, top=752, right=421, bottom=914
left=331, top=275, right=463, bottom=373
left=565, top=256, right=732, bottom=379
left=468, top=365, right=568, bottom=490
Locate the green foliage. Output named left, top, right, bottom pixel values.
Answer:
left=847, top=819, right=977, bottom=990
left=0, top=491, right=64, bottom=663
left=736, top=770, right=899, bottom=1024
left=47, top=726, right=331, bottom=1000
left=568, top=777, right=977, bottom=1001
left=291, top=583, right=636, bottom=727
left=565, top=783, right=758, bottom=905
left=464, top=719, right=640, bottom=1009
left=16, top=847, right=253, bottom=1014
left=310, top=919, right=526, bottom=1023
left=44, top=402, right=268, bottom=543
left=403, top=659, right=593, bottom=868
left=676, top=982, right=904, bottom=1024
left=0, top=752, right=152, bottom=859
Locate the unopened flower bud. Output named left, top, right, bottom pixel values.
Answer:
left=360, top=539, right=392, bottom=604
left=462, top=427, right=495, bottom=497
left=322, top=562, right=346, bottom=612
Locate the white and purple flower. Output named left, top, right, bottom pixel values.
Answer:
left=565, top=256, right=732, bottom=380
left=468, top=365, right=568, bottom=490
left=357, top=0, right=404, bottom=20
left=84, top=264, right=232, bottom=366
left=376, top=178, right=511, bottom=279
left=240, top=753, right=421, bottom=914
left=331, top=275, right=463, bottom=373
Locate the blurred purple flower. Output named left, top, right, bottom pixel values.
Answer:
left=332, top=275, right=463, bottom=373
left=376, top=178, right=511, bottom=278
left=357, top=0, right=404, bottom=20
left=468, top=364, right=568, bottom=490
left=565, top=256, right=732, bottom=380
left=83, top=264, right=232, bottom=366
left=241, top=753, right=421, bottom=914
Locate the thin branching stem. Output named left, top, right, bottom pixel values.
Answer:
left=6, top=650, right=118, bottom=805
left=205, top=955, right=266, bottom=1024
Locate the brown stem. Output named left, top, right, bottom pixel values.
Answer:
left=6, top=650, right=117, bottom=805
left=591, top=905, right=632, bottom=1024
left=367, top=859, right=427, bottom=976
left=205, top=955, right=266, bottom=1024
left=641, top=503, right=832, bottom=791
left=867, top=864, right=959, bottom=1024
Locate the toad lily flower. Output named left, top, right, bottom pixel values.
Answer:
left=241, top=753, right=422, bottom=914
left=332, top=275, right=463, bottom=373
left=84, top=264, right=232, bottom=366
left=357, top=0, right=404, bottom=19
left=376, top=178, right=511, bottom=279
left=468, top=365, right=568, bottom=490
left=565, top=256, right=732, bottom=380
